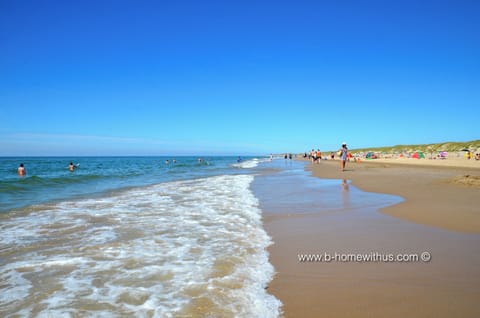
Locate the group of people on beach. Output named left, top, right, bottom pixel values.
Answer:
left=465, top=151, right=480, bottom=160
left=310, top=149, right=322, bottom=164
left=306, top=143, right=349, bottom=171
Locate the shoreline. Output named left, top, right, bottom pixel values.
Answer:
left=307, top=159, right=480, bottom=234
left=260, top=159, right=480, bottom=317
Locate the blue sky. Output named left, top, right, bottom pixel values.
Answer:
left=1, top=0, right=479, bottom=156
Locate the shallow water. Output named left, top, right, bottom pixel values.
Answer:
left=0, top=157, right=282, bottom=317
left=252, top=160, right=403, bottom=216
left=1, top=157, right=427, bottom=317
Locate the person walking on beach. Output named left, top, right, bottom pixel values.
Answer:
left=339, top=142, right=348, bottom=171
left=18, top=163, right=26, bottom=176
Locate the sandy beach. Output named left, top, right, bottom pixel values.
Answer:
left=260, top=158, right=480, bottom=317
left=311, top=158, right=480, bottom=233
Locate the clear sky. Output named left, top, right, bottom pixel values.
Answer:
left=1, top=0, right=479, bottom=156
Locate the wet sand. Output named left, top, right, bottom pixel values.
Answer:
left=257, top=159, right=480, bottom=318
left=310, top=159, right=480, bottom=234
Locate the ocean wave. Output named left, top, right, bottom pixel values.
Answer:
left=232, top=158, right=269, bottom=169
left=0, top=174, right=281, bottom=317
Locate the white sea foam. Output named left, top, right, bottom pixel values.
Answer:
left=232, top=157, right=272, bottom=169
left=0, top=175, right=282, bottom=317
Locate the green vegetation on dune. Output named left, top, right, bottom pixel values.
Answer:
left=350, top=140, right=480, bottom=154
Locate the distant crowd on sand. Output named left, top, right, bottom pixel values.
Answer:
left=465, top=151, right=480, bottom=160
left=299, top=142, right=480, bottom=172
left=302, top=142, right=352, bottom=171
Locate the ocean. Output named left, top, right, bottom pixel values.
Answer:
left=0, top=156, right=282, bottom=317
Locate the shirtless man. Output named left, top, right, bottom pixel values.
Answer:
left=18, top=163, right=26, bottom=176
left=310, top=149, right=316, bottom=163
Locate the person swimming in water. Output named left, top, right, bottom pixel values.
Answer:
left=18, top=163, right=26, bottom=176
left=69, top=162, right=75, bottom=171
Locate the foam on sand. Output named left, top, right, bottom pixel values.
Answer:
left=0, top=175, right=282, bottom=317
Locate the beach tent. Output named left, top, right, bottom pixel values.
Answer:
left=439, top=151, right=448, bottom=159
left=366, top=152, right=377, bottom=159
left=412, top=151, right=425, bottom=159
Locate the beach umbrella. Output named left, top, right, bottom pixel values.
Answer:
left=412, top=152, right=425, bottom=159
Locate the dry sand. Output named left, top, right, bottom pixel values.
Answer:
left=263, top=158, right=480, bottom=318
